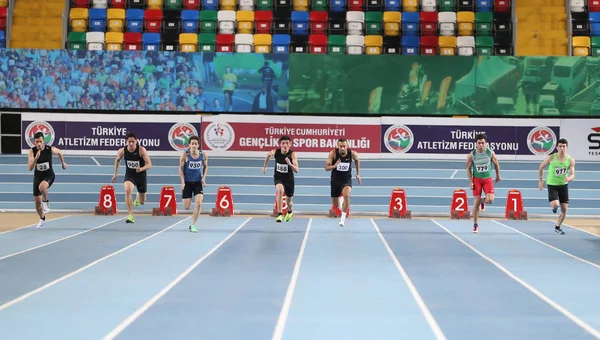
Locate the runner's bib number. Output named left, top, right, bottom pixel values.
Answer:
left=555, top=167, right=568, bottom=176
left=127, top=160, right=140, bottom=169
left=476, top=164, right=489, bottom=172
left=36, top=162, right=50, bottom=171
left=336, top=162, right=350, bottom=171
left=276, top=163, right=288, bottom=173
left=188, top=161, right=202, bottom=170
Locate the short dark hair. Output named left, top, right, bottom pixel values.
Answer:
left=34, top=132, right=44, bottom=140
left=338, top=138, right=347, bottom=143
left=279, top=135, right=291, bottom=142
left=126, top=132, right=137, bottom=140
left=557, top=138, right=568, bottom=146
left=475, top=133, right=487, bottom=141
left=189, top=136, right=200, bottom=144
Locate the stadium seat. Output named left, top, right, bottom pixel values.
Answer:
left=143, top=32, right=161, bottom=50
left=366, top=0, right=383, bottom=11
left=475, top=35, right=493, bottom=54
left=107, top=8, right=125, bottom=32
left=129, top=0, right=145, bottom=9
left=181, top=10, right=200, bottom=33
left=383, top=11, right=401, bottom=36
left=148, top=0, right=164, bottom=10
left=110, top=0, right=126, bottom=8
left=420, top=35, right=437, bottom=55
left=403, top=0, right=418, bottom=11
left=162, top=10, right=180, bottom=33
left=292, top=11, right=310, bottom=35
left=401, top=35, right=419, bottom=54
left=346, top=34, right=364, bottom=54
left=254, top=33, right=272, bottom=52
left=572, top=36, right=591, bottom=56
left=331, top=0, right=346, bottom=12
left=218, top=10, right=236, bottom=34
left=126, top=9, right=144, bottom=32
left=199, top=32, right=217, bottom=51
left=291, top=35, right=309, bottom=53
left=0, top=8, right=4, bottom=31
left=239, top=0, right=255, bottom=10
left=72, top=0, right=89, bottom=8
left=93, top=0, right=108, bottom=8
left=590, top=1, right=600, bottom=12
left=124, top=32, right=142, bottom=50
left=70, top=8, right=89, bottom=33
left=349, top=0, right=364, bottom=11
left=493, top=16, right=512, bottom=38
left=179, top=32, right=198, bottom=51
left=420, top=12, right=437, bottom=35
left=165, top=0, right=182, bottom=10
left=312, top=0, right=327, bottom=11
left=438, top=35, right=456, bottom=55
left=68, top=31, right=87, bottom=49
left=216, top=33, right=235, bottom=51
left=145, top=9, right=163, bottom=33
left=328, top=34, right=346, bottom=53
left=309, top=34, right=327, bottom=53
left=365, top=34, right=383, bottom=54
left=203, top=0, right=219, bottom=10
left=0, top=31, right=4, bottom=48
left=590, top=13, right=600, bottom=36
left=88, top=8, right=107, bottom=32
left=440, top=0, right=455, bottom=11
left=385, top=0, right=400, bottom=11
left=421, top=0, right=437, bottom=12
left=402, top=12, right=419, bottom=35
left=329, top=12, right=346, bottom=35
left=457, top=11, right=475, bottom=36
left=310, top=11, right=328, bottom=34
left=475, top=12, right=492, bottom=36
left=570, top=0, right=585, bottom=13
left=365, top=12, right=382, bottom=35
left=235, top=33, right=254, bottom=52
left=237, top=10, right=255, bottom=34
left=162, top=32, right=179, bottom=50
left=457, top=35, right=475, bottom=55
left=438, top=12, right=456, bottom=36
left=346, top=11, right=365, bottom=35
left=200, top=10, right=218, bottom=32
left=106, top=32, right=124, bottom=50
left=220, top=0, right=237, bottom=10
left=255, top=11, right=273, bottom=33
left=257, top=0, right=272, bottom=10
left=476, top=0, right=491, bottom=12
left=458, top=0, right=474, bottom=11
left=494, top=0, right=509, bottom=13
left=184, top=0, right=200, bottom=9
left=86, top=31, right=105, bottom=50
left=273, top=34, right=291, bottom=53
left=383, top=36, right=401, bottom=53
left=572, top=18, right=589, bottom=37
left=293, top=0, right=309, bottom=11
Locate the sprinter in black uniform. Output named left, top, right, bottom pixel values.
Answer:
left=27, top=131, right=67, bottom=228
left=112, top=132, right=152, bottom=224
left=325, top=138, right=361, bottom=227
left=262, top=136, right=299, bottom=222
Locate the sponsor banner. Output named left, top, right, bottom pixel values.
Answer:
left=201, top=115, right=381, bottom=158
left=380, top=117, right=561, bottom=160
left=21, top=113, right=201, bottom=156
left=561, top=119, right=600, bottom=161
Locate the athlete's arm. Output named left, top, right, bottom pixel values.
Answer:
left=324, top=150, right=338, bottom=171
left=262, top=149, right=275, bottom=173
left=567, top=157, right=576, bottom=182
left=491, top=151, right=500, bottom=181
left=202, top=152, right=209, bottom=182
left=27, top=148, right=38, bottom=171
left=51, top=146, right=67, bottom=169
left=538, top=155, right=552, bottom=182
left=112, top=148, right=124, bottom=182
left=352, top=151, right=362, bottom=184
left=465, top=153, right=473, bottom=185
left=288, top=152, right=299, bottom=173
left=178, top=152, right=187, bottom=188
left=138, top=146, right=152, bottom=172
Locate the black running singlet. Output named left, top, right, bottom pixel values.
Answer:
left=274, top=149, right=294, bottom=181
left=123, top=144, right=146, bottom=177
left=32, top=145, right=54, bottom=178
left=331, top=149, right=352, bottom=182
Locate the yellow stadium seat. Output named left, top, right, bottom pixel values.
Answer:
left=364, top=35, right=382, bottom=54
left=438, top=36, right=457, bottom=55
left=573, top=36, right=591, bottom=56
left=179, top=33, right=198, bottom=52
left=383, top=11, right=401, bottom=36
left=220, top=0, right=236, bottom=10
left=147, top=0, right=164, bottom=9
left=237, top=11, right=255, bottom=34
left=457, top=11, right=475, bottom=36
left=107, top=8, right=125, bottom=32
left=402, top=0, right=418, bottom=12
left=254, top=34, right=272, bottom=53
left=293, top=0, right=309, bottom=11
left=105, top=32, right=124, bottom=50
left=70, top=8, right=89, bottom=33
left=0, top=0, right=8, bottom=7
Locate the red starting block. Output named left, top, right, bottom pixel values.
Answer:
left=505, top=189, right=528, bottom=220
left=152, top=186, right=176, bottom=216
left=389, top=188, right=411, bottom=219
left=450, top=188, right=471, bottom=219
left=272, top=193, right=289, bottom=217
left=211, top=186, right=234, bottom=217
left=95, top=185, right=117, bottom=215
left=328, top=194, right=349, bottom=218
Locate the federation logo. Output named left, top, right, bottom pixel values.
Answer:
left=203, top=121, right=235, bottom=151
left=384, top=124, right=414, bottom=153
left=24, top=121, right=55, bottom=148
left=527, top=126, right=557, bottom=155
left=168, top=122, right=198, bottom=151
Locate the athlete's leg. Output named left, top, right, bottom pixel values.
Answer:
left=554, top=186, right=569, bottom=235
left=124, top=180, right=135, bottom=221
left=330, top=181, right=341, bottom=212
left=38, top=180, right=50, bottom=213
left=484, top=178, right=495, bottom=204
left=32, top=178, right=46, bottom=228
left=275, top=182, right=285, bottom=222
left=284, top=181, right=294, bottom=222
left=548, top=185, right=560, bottom=214
left=134, top=176, right=147, bottom=206
left=190, top=193, right=204, bottom=232
left=472, top=178, right=483, bottom=233
left=341, top=185, right=352, bottom=214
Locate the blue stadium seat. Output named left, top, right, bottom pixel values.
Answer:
left=476, top=0, right=492, bottom=12
left=402, top=35, right=419, bottom=54
left=126, top=9, right=144, bottom=33
left=88, top=8, right=107, bottom=32
left=402, top=12, right=419, bottom=35
left=273, top=34, right=291, bottom=53
left=203, top=0, right=218, bottom=10
left=181, top=9, right=200, bottom=33
left=291, top=11, right=309, bottom=35
left=590, top=12, right=600, bottom=36
left=142, top=32, right=161, bottom=50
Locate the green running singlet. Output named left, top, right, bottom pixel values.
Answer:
left=471, top=147, right=493, bottom=179
left=546, top=154, right=571, bottom=186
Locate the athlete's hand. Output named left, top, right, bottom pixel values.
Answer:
left=261, top=167, right=266, bottom=174
left=202, top=178, right=207, bottom=187
left=334, top=159, right=341, bottom=167
left=495, top=176, right=501, bottom=183
left=356, top=175, right=362, bottom=184
left=34, top=149, right=41, bottom=160
left=538, top=180, right=544, bottom=191
left=111, top=174, right=117, bottom=183
left=181, top=182, right=185, bottom=191
left=62, top=162, right=68, bottom=170
left=469, top=181, right=474, bottom=190
left=285, top=157, right=291, bottom=165
left=136, top=167, right=141, bottom=173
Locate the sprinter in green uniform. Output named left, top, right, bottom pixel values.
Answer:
left=538, top=138, right=575, bottom=235
left=466, top=133, right=501, bottom=233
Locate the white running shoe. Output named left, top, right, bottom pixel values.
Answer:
left=37, top=218, right=45, bottom=229
left=42, top=201, right=50, bottom=214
